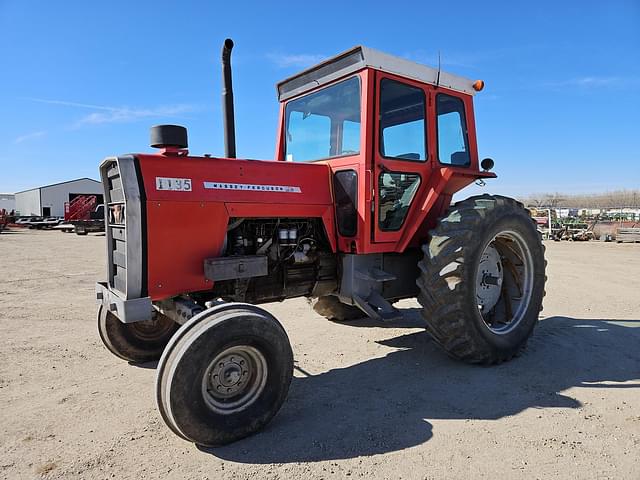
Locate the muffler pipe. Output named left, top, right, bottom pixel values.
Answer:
left=221, top=38, right=236, bottom=158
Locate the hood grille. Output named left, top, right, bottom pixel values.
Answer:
left=100, top=156, right=144, bottom=299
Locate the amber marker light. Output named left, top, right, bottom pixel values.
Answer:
left=472, top=80, right=485, bottom=92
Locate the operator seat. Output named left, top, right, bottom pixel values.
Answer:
left=450, top=151, right=470, bottom=166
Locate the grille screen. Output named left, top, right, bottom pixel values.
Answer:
left=105, top=161, right=127, bottom=295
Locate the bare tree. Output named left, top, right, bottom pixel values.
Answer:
left=520, top=190, right=640, bottom=209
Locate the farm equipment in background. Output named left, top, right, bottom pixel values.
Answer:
left=616, top=227, right=640, bottom=243
left=528, top=207, right=554, bottom=239
left=95, top=39, right=546, bottom=447
left=58, top=195, right=105, bottom=234
left=0, top=209, right=7, bottom=233
left=553, top=219, right=596, bottom=241
left=70, top=204, right=105, bottom=235
left=65, top=195, right=97, bottom=222
left=28, top=217, right=62, bottom=229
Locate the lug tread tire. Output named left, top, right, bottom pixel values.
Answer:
left=416, top=194, right=546, bottom=365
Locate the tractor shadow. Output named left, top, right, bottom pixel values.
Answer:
left=131, top=360, right=158, bottom=369
left=329, top=306, right=426, bottom=328
left=205, top=315, right=640, bottom=463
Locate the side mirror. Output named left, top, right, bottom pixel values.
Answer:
left=481, top=158, right=494, bottom=171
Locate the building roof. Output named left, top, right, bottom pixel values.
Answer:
left=14, top=177, right=100, bottom=194
left=277, top=45, right=477, bottom=101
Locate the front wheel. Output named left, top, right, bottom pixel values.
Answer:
left=155, top=303, right=293, bottom=446
left=417, top=195, right=546, bottom=364
left=98, top=307, right=179, bottom=363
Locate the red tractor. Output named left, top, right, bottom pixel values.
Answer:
left=96, top=39, right=545, bottom=446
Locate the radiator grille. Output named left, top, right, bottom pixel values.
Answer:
left=105, top=160, right=127, bottom=295
left=100, top=156, right=144, bottom=300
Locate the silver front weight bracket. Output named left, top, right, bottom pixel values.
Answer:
left=155, top=296, right=204, bottom=325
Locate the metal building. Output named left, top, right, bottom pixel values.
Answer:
left=14, top=178, right=103, bottom=217
left=0, top=193, right=15, bottom=212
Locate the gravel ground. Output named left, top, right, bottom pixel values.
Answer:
left=0, top=229, right=638, bottom=479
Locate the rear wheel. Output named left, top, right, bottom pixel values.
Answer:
left=309, top=295, right=364, bottom=322
left=417, top=195, right=546, bottom=364
left=156, top=303, right=293, bottom=446
left=98, top=307, right=178, bottom=363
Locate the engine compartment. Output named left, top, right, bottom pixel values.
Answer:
left=202, top=217, right=338, bottom=304
left=225, top=217, right=328, bottom=264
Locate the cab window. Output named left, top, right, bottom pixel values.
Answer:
left=378, top=172, right=421, bottom=231
left=436, top=94, right=470, bottom=166
left=285, top=77, right=361, bottom=162
left=379, top=79, right=426, bottom=161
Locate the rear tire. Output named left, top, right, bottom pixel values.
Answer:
left=155, top=303, right=293, bottom=446
left=98, top=307, right=178, bottom=363
left=417, top=195, right=546, bottom=364
left=309, top=295, right=364, bottom=322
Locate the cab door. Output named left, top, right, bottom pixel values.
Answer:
left=373, top=72, right=431, bottom=243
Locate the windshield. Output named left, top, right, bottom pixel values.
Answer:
left=284, top=76, right=361, bottom=162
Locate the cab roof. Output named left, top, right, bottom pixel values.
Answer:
left=276, top=45, right=477, bottom=101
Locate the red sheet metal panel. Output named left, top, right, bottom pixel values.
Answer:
left=146, top=200, right=228, bottom=300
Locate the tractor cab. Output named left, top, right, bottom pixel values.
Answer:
left=274, top=46, right=495, bottom=253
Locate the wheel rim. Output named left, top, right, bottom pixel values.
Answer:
left=129, top=313, right=175, bottom=341
left=476, top=230, right=534, bottom=335
left=201, top=345, right=268, bottom=414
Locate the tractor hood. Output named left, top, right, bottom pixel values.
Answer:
left=136, top=153, right=333, bottom=207
left=99, top=153, right=337, bottom=301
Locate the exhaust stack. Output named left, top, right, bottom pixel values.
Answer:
left=221, top=38, right=236, bottom=158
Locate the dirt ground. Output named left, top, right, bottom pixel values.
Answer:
left=0, top=229, right=638, bottom=480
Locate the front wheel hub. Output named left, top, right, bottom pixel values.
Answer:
left=202, top=345, right=268, bottom=414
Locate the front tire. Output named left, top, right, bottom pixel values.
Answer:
left=98, top=307, right=178, bottom=363
left=156, top=303, right=293, bottom=446
left=417, top=195, right=546, bottom=364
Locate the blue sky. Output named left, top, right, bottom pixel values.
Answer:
left=1, top=0, right=639, bottom=196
